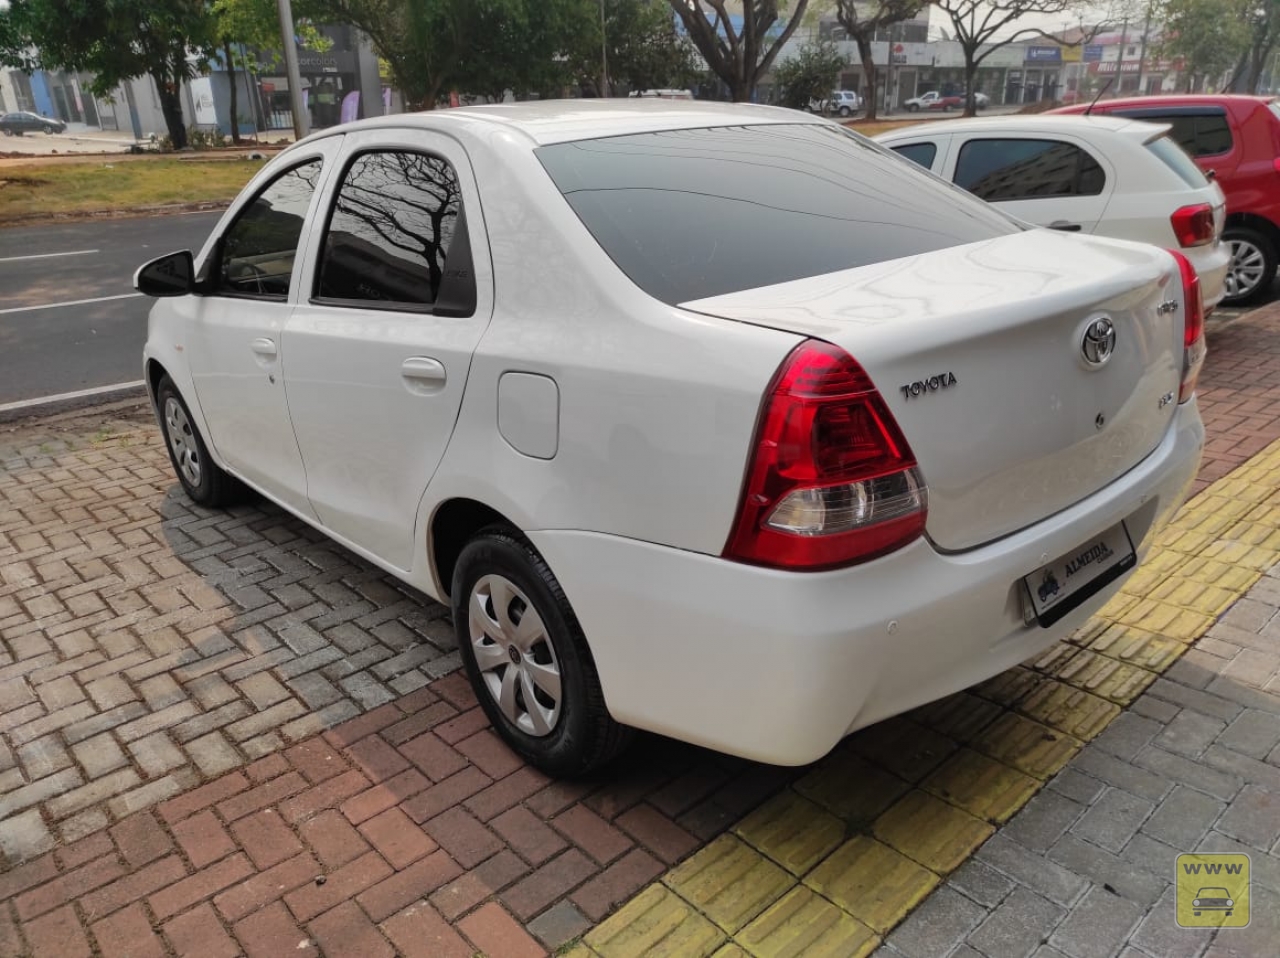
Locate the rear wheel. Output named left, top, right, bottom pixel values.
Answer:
left=907, top=103, right=919, bottom=112
left=838, top=106, right=851, bottom=117
left=453, top=527, right=630, bottom=777
left=1222, top=227, right=1277, bottom=306
left=156, top=375, right=240, bottom=507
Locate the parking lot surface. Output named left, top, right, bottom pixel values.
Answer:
left=1, top=302, right=1279, bottom=957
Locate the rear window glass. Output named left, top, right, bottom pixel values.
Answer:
left=1117, top=111, right=1233, bottom=157
left=536, top=124, right=1019, bottom=305
left=954, top=139, right=1105, bottom=200
left=1146, top=135, right=1208, bottom=188
left=891, top=142, right=938, bottom=168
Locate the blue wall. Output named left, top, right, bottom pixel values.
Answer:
left=30, top=71, right=55, bottom=117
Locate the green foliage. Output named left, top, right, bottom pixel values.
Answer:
left=211, top=0, right=331, bottom=63
left=0, top=0, right=215, bottom=148
left=772, top=39, right=845, bottom=108
left=582, top=0, right=701, bottom=95
left=1158, top=0, right=1252, bottom=85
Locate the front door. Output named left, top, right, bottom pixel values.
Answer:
left=186, top=138, right=343, bottom=515
left=283, top=129, right=494, bottom=571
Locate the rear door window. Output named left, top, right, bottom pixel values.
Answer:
left=953, top=138, right=1105, bottom=200
left=537, top=123, right=1019, bottom=305
left=891, top=142, right=938, bottom=169
left=1114, top=110, right=1233, bottom=157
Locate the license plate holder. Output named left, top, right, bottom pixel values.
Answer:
left=1023, top=522, right=1136, bottom=628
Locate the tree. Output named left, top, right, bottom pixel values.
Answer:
left=309, top=0, right=592, bottom=109
left=771, top=38, right=845, bottom=108
left=930, top=0, right=1097, bottom=116
left=668, top=0, right=811, bottom=101
left=834, top=0, right=923, bottom=120
left=1157, top=0, right=1251, bottom=90
left=573, top=0, right=700, bottom=96
left=211, top=0, right=329, bottom=143
left=0, top=0, right=216, bottom=148
left=1236, top=0, right=1279, bottom=91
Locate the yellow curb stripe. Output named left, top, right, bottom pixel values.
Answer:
left=573, top=435, right=1280, bottom=956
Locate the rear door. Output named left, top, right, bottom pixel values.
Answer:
left=283, top=128, right=494, bottom=571
left=942, top=134, right=1114, bottom=234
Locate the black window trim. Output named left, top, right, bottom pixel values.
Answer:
left=1110, top=105, right=1229, bottom=118
left=309, top=146, right=477, bottom=318
left=954, top=136, right=1106, bottom=201
left=203, top=156, right=326, bottom=303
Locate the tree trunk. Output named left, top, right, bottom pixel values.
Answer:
left=154, top=71, right=187, bottom=149
left=963, top=58, right=979, bottom=117
left=224, top=41, right=242, bottom=145
left=857, top=35, right=878, bottom=122
left=729, top=73, right=752, bottom=102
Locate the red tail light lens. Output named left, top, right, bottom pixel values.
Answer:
left=723, top=340, right=927, bottom=570
left=1170, top=203, right=1215, bottom=248
left=1169, top=250, right=1205, bottom=403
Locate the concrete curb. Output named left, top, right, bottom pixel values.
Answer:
left=0, top=382, right=149, bottom=425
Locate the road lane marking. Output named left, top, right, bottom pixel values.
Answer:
left=0, top=292, right=145, bottom=315
left=0, top=380, right=146, bottom=415
left=0, top=249, right=100, bottom=263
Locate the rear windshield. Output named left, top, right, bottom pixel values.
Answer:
left=1146, top=135, right=1208, bottom=188
left=536, top=124, right=1019, bottom=305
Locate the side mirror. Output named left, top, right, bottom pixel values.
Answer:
left=134, top=250, right=195, bottom=297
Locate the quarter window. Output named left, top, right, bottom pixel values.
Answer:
left=954, top=138, right=1105, bottom=201
left=315, top=150, right=469, bottom=311
left=213, top=160, right=322, bottom=299
left=891, top=142, right=938, bottom=169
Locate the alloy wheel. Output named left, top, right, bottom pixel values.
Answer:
left=468, top=573, right=562, bottom=736
left=1225, top=237, right=1266, bottom=300
left=163, top=397, right=202, bottom=488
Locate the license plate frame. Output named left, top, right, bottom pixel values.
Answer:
left=1023, top=522, right=1137, bottom=628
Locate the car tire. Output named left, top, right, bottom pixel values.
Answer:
left=155, top=375, right=241, bottom=507
left=1221, top=226, right=1277, bottom=306
left=453, top=526, right=631, bottom=777
left=907, top=104, right=919, bottom=112
left=944, top=103, right=954, bottom=112
left=838, top=106, right=851, bottom=117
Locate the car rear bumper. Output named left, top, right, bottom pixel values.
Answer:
left=530, top=401, right=1204, bottom=766
left=1186, top=240, right=1231, bottom=310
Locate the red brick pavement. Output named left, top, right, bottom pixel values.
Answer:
left=0, top=302, right=1277, bottom=957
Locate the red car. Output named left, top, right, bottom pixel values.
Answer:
left=1051, top=95, right=1280, bottom=305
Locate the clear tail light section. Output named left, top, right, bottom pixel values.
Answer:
left=1170, top=203, right=1215, bottom=248
left=1169, top=250, right=1205, bottom=403
left=723, top=340, right=928, bottom=570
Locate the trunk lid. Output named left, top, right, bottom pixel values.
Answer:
left=683, top=230, right=1184, bottom=552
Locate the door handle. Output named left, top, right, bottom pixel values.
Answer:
left=401, top=356, right=446, bottom=384
left=1048, top=220, right=1082, bottom=232
left=250, top=337, right=278, bottom=358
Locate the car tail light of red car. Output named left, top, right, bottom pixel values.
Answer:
left=724, top=340, right=927, bottom=571
left=1169, top=250, right=1205, bottom=403
left=1170, top=203, right=1215, bottom=248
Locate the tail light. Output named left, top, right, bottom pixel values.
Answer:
left=723, top=340, right=927, bottom=570
left=1170, top=203, right=1215, bottom=247
left=1169, top=250, right=1205, bottom=403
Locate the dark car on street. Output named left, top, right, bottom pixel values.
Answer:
left=0, top=111, right=66, bottom=136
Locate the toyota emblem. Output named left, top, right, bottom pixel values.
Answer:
left=1082, top=317, right=1116, bottom=366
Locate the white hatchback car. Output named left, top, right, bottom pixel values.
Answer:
left=136, top=102, right=1204, bottom=776
left=876, top=115, right=1231, bottom=310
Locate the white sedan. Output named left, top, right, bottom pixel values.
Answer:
left=136, top=102, right=1204, bottom=776
left=876, top=115, right=1231, bottom=310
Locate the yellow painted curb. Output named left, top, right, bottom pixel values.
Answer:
left=572, top=434, right=1280, bottom=956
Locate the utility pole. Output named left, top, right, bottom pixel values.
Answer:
left=1116, top=17, right=1127, bottom=94
left=598, top=0, right=609, bottom=96
left=276, top=0, right=309, bottom=140
left=1136, top=0, right=1154, bottom=95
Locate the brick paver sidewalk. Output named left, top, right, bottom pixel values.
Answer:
left=0, top=302, right=1278, bottom=957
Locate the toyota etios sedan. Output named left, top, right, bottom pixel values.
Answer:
left=136, top=102, right=1205, bottom=777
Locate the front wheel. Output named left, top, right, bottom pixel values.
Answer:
left=838, top=106, right=851, bottom=117
left=453, top=527, right=631, bottom=777
left=907, top=104, right=919, bottom=112
left=155, top=375, right=241, bottom=507
left=1221, top=227, right=1277, bottom=306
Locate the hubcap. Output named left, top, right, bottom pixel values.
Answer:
left=163, top=397, right=202, bottom=488
left=468, top=574, right=562, bottom=737
left=1225, top=238, right=1266, bottom=300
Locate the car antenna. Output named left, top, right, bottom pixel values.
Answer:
left=1084, top=78, right=1113, bottom=116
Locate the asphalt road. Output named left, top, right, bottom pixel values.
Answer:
left=0, top=212, right=220, bottom=405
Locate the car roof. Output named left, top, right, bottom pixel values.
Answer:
left=299, top=99, right=809, bottom=147
left=875, top=113, right=1166, bottom=142
left=1054, top=94, right=1275, bottom=112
